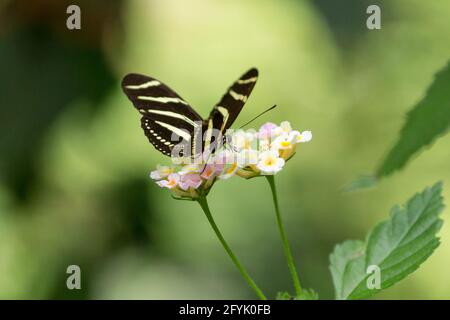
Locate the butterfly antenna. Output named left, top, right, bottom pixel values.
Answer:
left=238, top=104, right=277, bottom=129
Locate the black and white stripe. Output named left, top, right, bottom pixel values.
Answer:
left=203, top=68, right=258, bottom=153
left=122, top=73, right=202, bottom=157
left=122, top=68, right=258, bottom=158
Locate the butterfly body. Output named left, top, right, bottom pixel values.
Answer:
left=121, top=68, right=258, bottom=159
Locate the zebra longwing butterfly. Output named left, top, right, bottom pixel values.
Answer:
left=122, top=68, right=258, bottom=159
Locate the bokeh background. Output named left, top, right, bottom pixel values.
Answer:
left=0, top=0, right=449, bottom=299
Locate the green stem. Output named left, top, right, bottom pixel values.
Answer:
left=265, top=175, right=302, bottom=296
left=197, top=196, right=267, bottom=300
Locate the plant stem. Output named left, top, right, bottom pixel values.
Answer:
left=265, top=175, right=302, bottom=296
left=196, top=196, right=267, bottom=300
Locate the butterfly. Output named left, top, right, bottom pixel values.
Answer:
left=121, top=68, right=258, bottom=159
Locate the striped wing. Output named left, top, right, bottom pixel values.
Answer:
left=203, top=68, right=258, bottom=152
left=122, top=73, right=202, bottom=157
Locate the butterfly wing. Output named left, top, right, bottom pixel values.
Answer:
left=122, top=73, right=203, bottom=157
left=203, top=68, right=258, bottom=152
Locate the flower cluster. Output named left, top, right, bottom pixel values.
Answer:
left=150, top=121, right=311, bottom=198
left=232, top=121, right=312, bottom=178
left=150, top=161, right=238, bottom=199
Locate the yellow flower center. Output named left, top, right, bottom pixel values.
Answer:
left=167, top=179, right=177, bottom=187
left=162, top=168, right=174, bottom=175
left=264, top=157, right=276, bottom=166
left=226, top=163, right=237, bottom=174
left=281, top=141, right=291, bottom=147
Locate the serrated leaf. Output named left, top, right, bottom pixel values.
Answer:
left=377, top=61, right=450, bottom=177
left=276, top=289, right=319, bottom=300
left=329, top=240, right=365, bottom=300
left=296, top=288, right=319, bottom=300
left=330, top=182, right=444, bottom=300
left=275, top=291, right=292, bottom=300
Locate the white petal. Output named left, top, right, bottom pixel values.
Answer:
left=179, top=164, right=201, bottom=175
left=156, top=180, right=168, bottom=188
left=280, top=121, right=292, bottom=133
left=168, top=173, right=180, bottom=183
left=299, top=131, right=312, bottom=142
left=289, top=130, right=300, bottom=142
left=275, top=158, right=285, bottom=168
left=150, top=170, right=161, bottom=180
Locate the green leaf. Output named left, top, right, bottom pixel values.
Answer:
left=329, top=240, right=365, bottom=300
left=377, top=61, right=450, bottom=177
left=276, top=289, right=319, bottom=300
left=296, top=288, right=319, bottom=300
left=275, top=291, right=292, bottom=300
left=330, top=182, right=444, bottom=300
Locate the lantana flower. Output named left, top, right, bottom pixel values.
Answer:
left=155, top=172, right=180, bottom=189
left=234, top=121, right=312, bottom=179
left=150, top=150, right=239, bottom=200
left=232, top=129, right=257, bottom=150
left=256, top=150, right=285, bottom=174
left=150, top=121, right=312, bottom=197
left=150, top=164, right=175, bottom=180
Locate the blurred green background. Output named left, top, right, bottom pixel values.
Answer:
left=0, top=0, right=449, bottom=299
